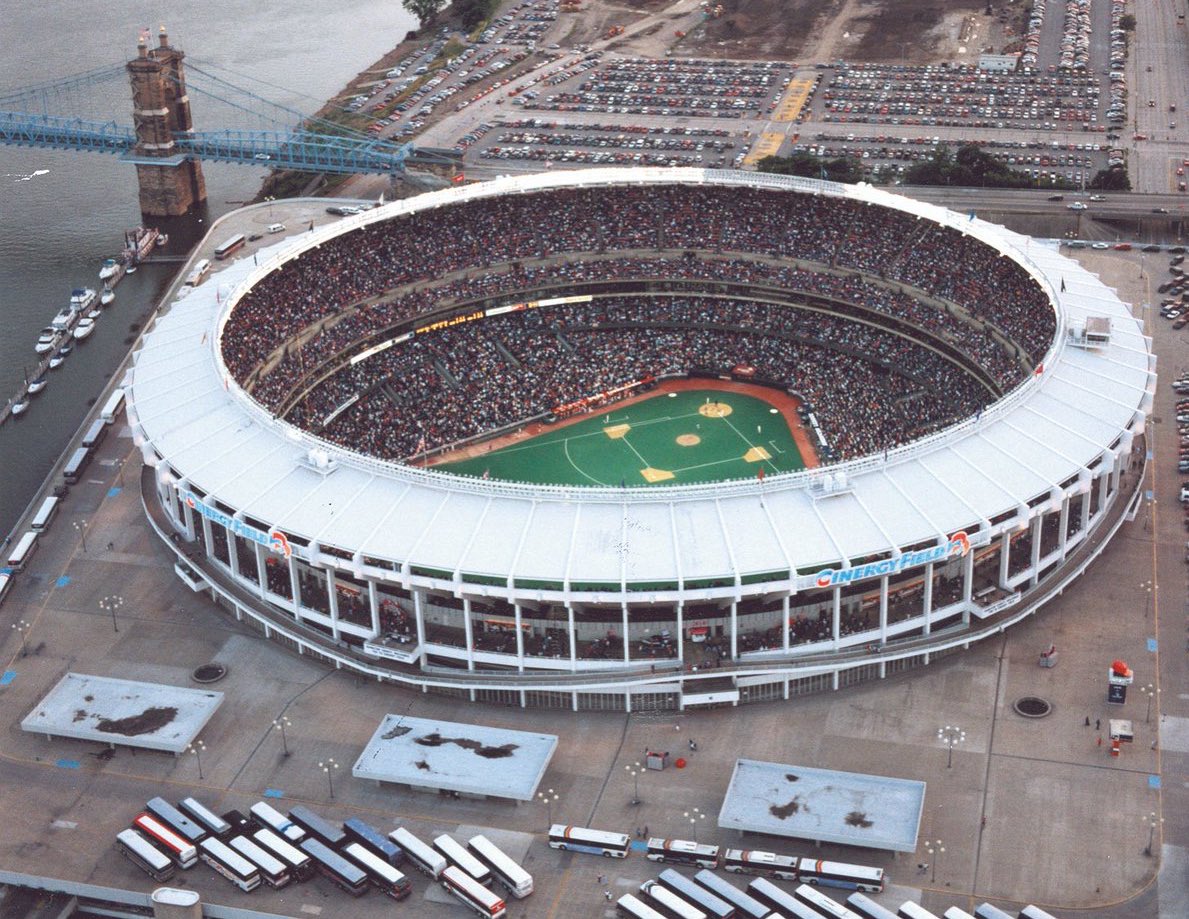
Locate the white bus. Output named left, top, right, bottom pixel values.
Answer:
left=132, top=813, right=197, bottom=869
left=468, top=834, right=533, bottom=898
left=723, top=848, right=799, bottom=881
left=179, top=797, right=231, bottom=840
left=343, top=841, right=413, bottom=900
left=943, top=909, right=976, bottom=919
left=30, top=495, right=60, bottom=530
left=618, top=894, right=669, bottom=919
left=229, top=834, right=290, bottom=888
left=115, top=828, right=175, bottom=882
left=199, top=837, right=262, bottom=892
left=441, top=864, right=507, bottom=918
left=301, top=837, right=367, bottom=896
left=7, top=531, right=38, bottom=570
left=973, top=906, right=1014, bottom=919
left=253, top=827, right=313, bottom=881
left=344, top=816, right=404, bottom=867
left=435, top=833, right=493, bottom=887
left=214, top=233, right=246, bottom=260
left=548, top=824, right=631, bottom=858
left=0, top=572, right=13, bottom=608
left=63, top=447, right=91, bottom=483
left=81, top=418, right=107, bottom=449
left=100, top=387, right=126, bottom=423
left=692, top=870, right=772, bottom=919
left=646, top=838, right=720, bottom=870
left=288, top=804, right=347, bottom=848
left=185, top=259, right=212, bottom=287
left=793, top=883, right=862, bottom=919
left=641, top=879, right=708, bottom=919
left=798, top=859, right=885, bottom=893
left=146, top=796, right=207, bottom=845
left=846, top=892, right=899, bottom=919
left=897, top=902, right=942, bottom=919
left=250, top=801, right=306, bottom=843
left=748, top=878, right=822, bottom=919
left=1018, top=908, right=1059, bottom=919
left=390, top=826, right=447, bottom=879
left=657, top=869, right=735, bottom=919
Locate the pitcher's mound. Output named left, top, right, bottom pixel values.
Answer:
left=698, top=401, right=733, bottom=418
left=676, top=434, right=701, bottom=447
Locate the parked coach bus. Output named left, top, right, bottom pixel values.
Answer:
left=344, top=816, right=404, bottom=867
left=640, top=879, right=707, bottom=919
left=619, top=893, right=669, bottom=919
left=288, top=805, right=346, bottom=849
left=692, top=870, right=771, bottom=919
left=798, top=858, right=885, bottom=893
left=645, top=837, right=720, bottom=870
left=748, top=878, right=823, bottom=919
left=548, top=824, right=631, bottom=858
left=467, top=834, right=533, bottom=899
left=115, top=828, right=175, bottom=882
left=896, top=901, right=942, bottom=919
left=390, top=826, right=447, bottom=879
left=228, top=835, right=290, bottom=888
left=6, top=531, right=38, bottom=570
left=972, top=906, right=1014, bottom=919
left=793, top=883, right=862, bottom=919
left=199, top=837, right=261, bottom=892
left=441, top=864, right=507, bottom=918
left=214, top=233, right=246, bottom=260
left=342, top=841, right=412, bottom=900
left=132, top=813, right=197, bottom=869
left=434, top=834, right=492, bottom=887
left=657, top=868, right=735, bottom=919
left=300, top=837, right=367, bottom=896
left=250, top=801, right=305, bottom=843
left=30, top=495, right=60, bottom=531
left=722, top=848, right=798, bottom=881
left=846, top=892, right=899, bottom=919
left=145, top=797, right=207, bottom=845
left=252, top=827, right=313, bottom=881
left=943, top=909, right=976, bottom=919
left=178, top=797, right=231, bottom=840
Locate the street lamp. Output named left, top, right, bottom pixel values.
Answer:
left=11, top=619, right=30, bottom=657
left=1139, top=580, right=1153, bottom=618
left=937, top=725, right=966, bottom=769
left=99, top=595, right=124, bottom=633
left=683, top=807, right=706, bottom=842
left=925, top=839, right=944, bottom=883
left=73, top=518, right=88, bottom=554
left=273, top=715, right=292, bottom=757
left=537, top=788, right=559, bottom=826
left=187, top=739, right=206, bottom=780
left=319, top=758, right=339, bottom=800
left=625, top=761, right=643, bottom=806
left=1139, top=684, right=1156, bottom=724
left=1143, top=812, right=1163, bottom=856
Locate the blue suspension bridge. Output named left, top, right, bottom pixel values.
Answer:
left=0, top=29, right=439, bottom=213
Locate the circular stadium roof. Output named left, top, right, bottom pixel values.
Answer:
left=127, top=168, right=1153, bottom=598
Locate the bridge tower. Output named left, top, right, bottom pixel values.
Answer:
left=125, top=27, right=206, bottom=216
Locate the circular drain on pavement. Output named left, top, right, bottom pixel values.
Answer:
left=1013, top=696, right=1052, bottom=718
left=192, top=663, right=227, bottom=684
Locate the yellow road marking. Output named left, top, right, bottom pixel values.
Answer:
left=743, top=132, right=784, bottom=165
left=774, top=77, right=816, bottom=123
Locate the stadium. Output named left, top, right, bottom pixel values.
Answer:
left=127, top=169, right=1154, bottom=711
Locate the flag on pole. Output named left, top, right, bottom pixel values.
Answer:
left=757, top=467, right=765, bottom=482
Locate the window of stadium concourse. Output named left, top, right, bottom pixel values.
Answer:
left=233, top=536, right=259, bottom=585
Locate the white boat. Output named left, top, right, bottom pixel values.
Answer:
left=48, top=353, right=66, bottom=370
left=70, top=288, right=96, bottom=311
left=35, top=328, right=60, bottom=354
left=50, top=309, right=74, bottom=331
left=11, top=399, right=30, bottom=417
left=59, top=342, right=73, bottom=357
left=156, top=233, right=169, bottom=247
left=27, top=376, right=48, bottom=395
left=100, top=287, right=115, bottom=306
left=73, top=317, right=96, bottom=340
left=99, top=258, right=119, bottom=280
left=125, top=265, right=138, bottom=274
left=87, top=307, right=102, bottom=320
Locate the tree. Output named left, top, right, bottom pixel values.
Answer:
left=1089, top=166, right=1131, bottom=191
left=756, top=153, right=863, bottom=183
left=403, top=0, right=446, bottom=26
left=1118, top=13, right=1136, bottom=31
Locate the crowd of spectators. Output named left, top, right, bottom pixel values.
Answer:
left=220, top=183, right=1058, bottom=464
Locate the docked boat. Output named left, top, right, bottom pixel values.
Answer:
left=156, top=233, right=168, bottom=247
left=86, top=307, right=102, bottom=320
left=73, top=317, right=96, bottom=340
left=98, top=258, right=119, bottom=280
left=100, top=286, right=115, bottom=306
left=125, top=265, right=138, bottom=274
left=50, top=309, right=75, bottom=332
left=124, top=226, right=160, bottom=264
left=11, top=398, right=30, bottom=417
left=48, top=353, right=66, bottom=370
left=27, top=375, right=48, bottom=395
left=35, top=327, right=60, bottom=354
left=70, top=287, right=96, bottom=312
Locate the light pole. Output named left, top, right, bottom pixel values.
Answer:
left=319, top=758, right=339, bottom=800
left=925, top=839, right=944, bottom=883
left=1139, top=684, right=1156, bottom=724
left=274, top=716, right=292, bottom=757
left=625, top=761, right=643, bottom=806
left=937, top=725, right=966, bottom=769
left=73, top=518, right=88, bottom=554
left=1139, top=580, right=1153, bottom=618
left=1144, top=812, right=1163, bottom=856
left=99, top=595, right=124, bottom=633
left=683, top=807, right=705, bottom=842
left=537, top=788, right=558, bottom=827
left=187, top=739, right=206, bottom=780
left=11, top=619, right=31, bottom=657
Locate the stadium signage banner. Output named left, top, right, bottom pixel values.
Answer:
left=815, top=531, right=970, bottom=588
left=180, top=489, right=293, bottom=559
left=416, top=309, right=483, bottom=335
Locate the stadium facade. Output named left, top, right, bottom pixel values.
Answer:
left=127, top=169, right=1154, bottom=711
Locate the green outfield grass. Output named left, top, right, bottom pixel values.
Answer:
left=440, top=389, right=806, bottom=487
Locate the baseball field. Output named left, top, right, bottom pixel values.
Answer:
left=439, top=388, right=808, bottom=487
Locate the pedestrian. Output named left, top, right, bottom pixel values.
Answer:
left=604, top=890, right=612, bottom=901
left=980, top=815, right=987, bottom=829
left=675, top=723, right=680, bottom=732
left=644, top=825, right=649, bottom=838
left=1084, top=716, right=1090, bottom=727
left=597, top=874, right=605, bottom=885
left=1095, top=718, right=1101, bottom=731
left=1151, top=740, right=1157, bottom=750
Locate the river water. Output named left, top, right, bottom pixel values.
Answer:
left=0, top=0, right=417, bottom=538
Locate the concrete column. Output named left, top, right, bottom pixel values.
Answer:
left=1029, top=515, right=1042, bottom=587
left=462, top=598, right=475, bottom=671
left=567, top=605, right=577, bottom=673
left=513, top=603, right=525, bottom=674
left=676, top=603, right=684, bottom=666
left=326, top=569, right=341, bottom=641
left=413, top=589, right=427, bottom=667
left=922, top=562, right=934, bottom=635
left=181, top=492, right=195, bottom=540
left=253, top=543, right=267, bottom=601
left=199, top=513, right=213, bottom=562
left=831, top=587, right=841, bottom=650
left=1081, top=486, right=1092, bottom=530
left=729, top=602, right=738, bottom=659
left=367, top=579, right=380, bottom=638
left=878, top=576, right=889, bottom=644
left=622, top=602, right=631, bottom=665
left=287, top=555, right=301, bottom=618
left=998, top=532, right=1011, bottom=587
left=781, top=595, right=791, bottom=652
left=1058, top=495, right=1071, bottom=558
left=226, top=527, right=240, bottom=579
left=1096, top=471, right=1109, bottom=518
left=961, top=547, right=974, bottom=625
